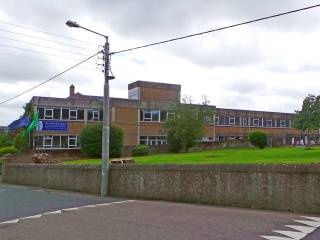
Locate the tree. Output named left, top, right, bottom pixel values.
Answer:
left=0, top=132, right=13, bottom=148
left=164, top=97, right=214, bottom=153
left=80, top=123, right=123, bottom=158
left=14, top=134, right=29, bottom=152
left=294, top=94, right=320, bottom=140
left=249, top=132, right=267, bottom=149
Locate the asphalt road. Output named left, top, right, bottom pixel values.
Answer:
left=1, top=183, right=320, bottom=240
left=0, top=183, right=124, bottom=222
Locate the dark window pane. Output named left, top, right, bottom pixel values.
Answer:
left=53, top=136, right=60, bottom=148
left=140, top=110, right=143, bottom=121
left=88, top=110, right=93, bottom=120
left=100, top=110, right=103, bottom=121
left=53, top=109, right=61, bottom=120
left=62, top=109, right=69, bottom=120
left=35, top=136, right=43, bottom=148
left=78, top=110, right=84, bottom=120
left=160, top=111, right=167, bottom=122
left=38, top=108, right=44, bottom=119
left=61, top=136, right=68, bottom=148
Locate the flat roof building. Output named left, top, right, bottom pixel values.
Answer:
left=28, top=80, right=308, bottom=152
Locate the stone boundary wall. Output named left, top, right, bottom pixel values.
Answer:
left=2, top=163, right=101, bottom=194
left=2, top=163, right=320, bottom=213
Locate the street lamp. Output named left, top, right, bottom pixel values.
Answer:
left=66, top=20, right=111, bottom=197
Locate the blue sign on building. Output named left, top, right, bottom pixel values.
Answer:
left=37, top=121, right=68, bottom=131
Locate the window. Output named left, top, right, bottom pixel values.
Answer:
left=229, top=116, right=235, bottom=125
left=68, top=136, right=77, bottom=148
left=53, top=136, right=60, bottom=148
left=280, top=120, right=287, bottom=127
left=38, top=108, right=44, bottom=119
left=43, top=136, right=53, bottom=148
left=88, top=110, right=100, bottom=121
left=160, top=111, right=167, bottom=122
left=266, top=119, right=273, bottom=127
left=35, top=136, right=43, bottom=148
left=62, top=109, right=69, bottom=120
left=139, top=136, right=167, bottom=146
left=215, top=116, right=219, bottom=125
left=253, top=118, right=259, bottom=126
left=53, top=109, right=61, bottom=120
left=69, top=109, right=77, bottom=120
left=242, top=117, right=248, bottom=126
left=61, top=136, right=68, bottom=148
left=151, top=110, right=160, bottom=122
left=77, top=110, right=84, bottom=120
left=44, top=109, right=53, bottom=120
left=140, top=109, right=160, bottom=122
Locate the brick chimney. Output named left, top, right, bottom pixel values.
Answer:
left=69, top=84, right=75, bottom=97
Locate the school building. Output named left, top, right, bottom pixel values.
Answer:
left=29, top=80, right=311, bottom=152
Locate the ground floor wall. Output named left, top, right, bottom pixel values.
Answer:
left=3, top=163, right=320, bottom=213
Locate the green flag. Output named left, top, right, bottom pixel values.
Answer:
left=22, top=112, right=39, bottom=137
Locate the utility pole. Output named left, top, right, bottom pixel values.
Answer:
left=101, top=37, right=110, bottom=196
left=66, top=20, right=111, bottom=196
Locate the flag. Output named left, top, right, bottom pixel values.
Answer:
left=8, top=116, right=30, bottom=131
left=21, top=112, right=39, bottom=137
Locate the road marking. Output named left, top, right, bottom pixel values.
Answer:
left=0, top=189, right=7, bottom=192
left=272, top=230, right=307, bottom=239
left=0, top=200, right=135, bottom=226
left=261, top=216, right=320, bottom=240
left=286, top=225, right=316, bottom=234
left=294, top=220, right=320, bottom=228
left=44, top=210, right=62, bottom=215
left=301, top=216, right=320, bottom=222
left=20, top=214, right=42, bottom=220
left=261, top=236, right=296, bottom=240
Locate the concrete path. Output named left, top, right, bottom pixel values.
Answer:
left=1, top=184, right=320, bottom=240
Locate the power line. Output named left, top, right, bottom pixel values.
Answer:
left=0, top=52, right=100, bottom=71
left=111, top=3, right=320, bottom=55
left=0, top=19, right=100, bottom=46
left=0, top=42, right=99, bottom=64
left=0, top=28, right=98, bottom=52
left=0, top=35, right=92, bottom=57
left=0, top=50, right=102, bottom=105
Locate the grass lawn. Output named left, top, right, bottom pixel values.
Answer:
left=64, top=147, right=320, bottom=165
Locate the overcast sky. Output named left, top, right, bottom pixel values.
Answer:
left=0, top=0, right=320, bottom=125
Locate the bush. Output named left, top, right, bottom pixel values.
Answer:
left=249, top=132, right=268, bottom=149
left=132, top=145, right=150, bottom=156
left=80, top=123, right=124, bottom=158
left=0, top=146, right=17, bottom=156
left=0, top=132, right=13, bottom=148
left=14, top=134, right=29, bottom=152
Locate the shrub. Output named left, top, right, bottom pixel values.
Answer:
left=249, top=132, right=268, bottom=149
left=0, top=146, right=17, bottom=156
left=14, top=134, right=29, bottom=152
left=132, top=145, right=150, bottom=156
left=0, top=132, right=13, bottom=148
left=80, top=123, right=124, bottom=158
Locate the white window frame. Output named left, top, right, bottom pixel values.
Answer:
left=215, top=116, right=219, bottom=125
left=43, top=136, right=53, bottom=148
left=253, top=118, right=259, bottom=126
left=88, top=110, right=100, bottom=121
left=242, top=117, right=248, bottom=126
left=266, top=119, right=273, bottom=127
left=141, top=109, right=160, bottom=122
left=69, top=109, right=78, bottom=120
left=44, top=108, right=53, bottom=120
left=229, top=116, right=236, bottom=125
left=140, top=136, right=167, bottom=146
left=68, top=136, right=77, bottom=148
left=280, top=120, right=286, bottom=127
